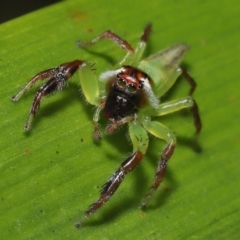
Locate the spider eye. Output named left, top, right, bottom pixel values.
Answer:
left=118, top=79, right=127, bottom=88
left=127, top=83, right=137, bottom=93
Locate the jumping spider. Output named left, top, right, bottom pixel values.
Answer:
left=12, top=24, right=202, bottom=227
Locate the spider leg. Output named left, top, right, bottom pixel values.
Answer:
left=11, top=69, right=57, bottom=102
left=13, top=60, right=85, bottom=130
left=11, top=60, right=83, bottom=102
left=92, top=102, right=105, bottom=140
left=179, top=68, right=202, bottom=150
left=180, top=67, right=196, bottom=96
left=121, top=23, right=152, bottom=66
left=75, top=122, right=149, bottom=227
left=77, top=24, right=152, bottom=67
left=77, top=30, right=134, bottom=53
left=141, top=121, right=176, bottom=207
left=105, top=116, right=135, bottom=135
left=140, top=23, right=152, bottom=43
left=75, top=151, right=144, bottom=228
left=189, top=100, right=202, bottom=151
left=155, top=96, right=202, bottom=136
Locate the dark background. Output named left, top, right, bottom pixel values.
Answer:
left=0, top=0, right=61, bottom=24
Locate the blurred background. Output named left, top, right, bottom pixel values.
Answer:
left=0, top=0, right=61, bottom=23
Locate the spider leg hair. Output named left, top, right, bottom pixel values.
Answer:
left=75, top=122, right=149, bottom=227
left=12, top=60, right=85, bottom=130
left=141, top=120, right=176, bottom=207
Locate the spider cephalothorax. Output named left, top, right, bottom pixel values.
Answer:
left=102, top=66, right=153, bottom=121
left=12, top=24, right=202, bottom=227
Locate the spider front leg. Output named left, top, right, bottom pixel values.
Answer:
left=77, top=30, right=134, bottom=53
left=77, top=23, right=152, bottom=67
left=11, top=60, right=87, bottom=130
left=141, top=121, right=177, bottom=207
left=75, top=122, right=149, bottom=227
left=105, top=116, right=135, bottom=135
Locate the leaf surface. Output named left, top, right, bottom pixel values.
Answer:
left=0, top=0, right=239, bottom=239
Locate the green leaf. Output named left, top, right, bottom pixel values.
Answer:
left=1, top=0, right=239, bottom=239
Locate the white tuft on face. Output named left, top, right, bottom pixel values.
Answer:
left=100, top=69, right=123, bottom=82
left=142, top=79, right=159, bottom=109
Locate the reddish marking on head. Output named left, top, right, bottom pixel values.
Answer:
left=118, top=66, right=150, bottom=90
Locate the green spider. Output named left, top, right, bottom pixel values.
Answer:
left=12, top=24, right=202, bottom=227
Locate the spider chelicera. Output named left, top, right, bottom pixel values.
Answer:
left=12, top=24, right=202, bottom=227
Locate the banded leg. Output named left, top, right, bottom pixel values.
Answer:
left=77, top=24, right=152, bottom=66
left=12, top=60, right=85, bottom=130
left=180, top=68, right=202, bottom=144
left=141, top=121, right=176, bottom=207
left=75, top=123, right=149, bottom=227
left=181, top=67, right=196, bottom=96
left=75, top=151, right=144, bottom=228
left=11, top=60, right=84, bottom=102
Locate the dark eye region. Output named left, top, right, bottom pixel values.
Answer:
left=116, top=78, right=137, bottom=93
left=116, top=66, right=150, bottom=94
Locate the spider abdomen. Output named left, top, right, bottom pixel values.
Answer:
left=103, top=90, right=136, bottom=121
